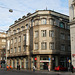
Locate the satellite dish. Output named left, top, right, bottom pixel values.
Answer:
left=9, top=9, right=13, bottom=13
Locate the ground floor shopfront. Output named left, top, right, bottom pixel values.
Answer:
left=7, top=55, right=70, bottom=70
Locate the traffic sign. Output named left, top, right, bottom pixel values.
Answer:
left=49, top=58, right=51, bottom=61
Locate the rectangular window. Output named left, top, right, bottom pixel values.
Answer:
left=14, top=37, right=17, bottom=43
left=68, top=45, right=71, bottom=51
left=23, top=34, right=26, bottom=41
left=41, top=42, right=47, bottom=50
left=68, top=34, right=70, bottom=40
left=49, top=30, right=54, bottom=37
left=14, top=47, right=17, bottom=53
left=11, top=48, right=13, bottom=53
left=61, top=44, right=65, bottom=51
left=26, top=24, right=28, bottom=29
left=19, top=36, right=21, bottom=42
left=49, top=42, right=54, bottom=50
left=60, top=33, right=65, bottom=39
left=41, top=30, right=46, bottom=37
left=11, top=39, right=13, bottom=44
left=23, top=46, right=26, bottom=51
left=18, top=46, right=21, bottom=52
left=35, top=31, right=38, bottom=38
left=2, top=39, right=6, bottom=42
left=17, top=28, right=20, bottom=33
left=41, top=19, right=46, bottom=24
left=34, top=43, right=38, bottom=50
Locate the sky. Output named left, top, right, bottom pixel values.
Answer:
left=0, top=0, right=69, bottom=31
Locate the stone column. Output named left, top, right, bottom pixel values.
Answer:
left=36, top=55, right=40, bottom=70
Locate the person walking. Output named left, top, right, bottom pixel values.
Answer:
left=33, top=66, right=35, bottom=72
left=48, top=65, right=50, bottom=72
left=71, top=64, right=74, bottom=73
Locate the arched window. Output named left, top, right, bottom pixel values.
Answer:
left=59, top=22, right=65, bottom=28
left=41, top=19, right=46, bottom=24
left=35, top=20, right=39, bottom=25
left=50, top=19, right=54, bottom=25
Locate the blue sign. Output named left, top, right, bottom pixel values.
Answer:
left=49, top=58, right=51, bottom=61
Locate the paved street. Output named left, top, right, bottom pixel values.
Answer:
left=0, top=69, right=75, bottom=75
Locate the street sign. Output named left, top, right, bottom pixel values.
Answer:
left=68, top=59, right=71, bottom=63
left=49, top=58, right=51, bottom=61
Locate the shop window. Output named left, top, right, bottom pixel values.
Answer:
left=49, top=30, right=54, bottom=37
left=41, top=19, right=46, bottom=24
left=41, top=30, right=46, bottom=37
left=41, top=42, right=47, bottom=50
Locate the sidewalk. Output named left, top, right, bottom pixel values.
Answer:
left=8, top=69, right=75, bottom=75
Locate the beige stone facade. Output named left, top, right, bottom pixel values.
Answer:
left=7, top=10, right=71, bottom=70
left=69, top=0, right=75, bottom=68
left=0, top=32, right=6, bottom=67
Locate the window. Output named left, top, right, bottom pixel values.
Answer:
left=26, top=24, right=28, bottom=29
left=41, top=42, right=47, bottom=50
left=18, top=46, right=21, bottom=52
left=17, top=28, right=20, bottom=33
left=2, top=39, right=6, bottom=42
left=21, top=26, right=25, bottom=31
left=68, top=34, right=70, bottom=40
left=61, top=44, right=65, bottom=51
left=14, top=47, right=17, bottom=53
left=34, top=31, right=38, bottom=38
left=18, top=36, right=21, bottom=42
left=23, top=34, right=26, bottom=41
left=50, top=19, right=54, bottom=25
left=49, top=42, right=54, bottom=50
left=23, top=46, right=26, bottom=51
left=14, top=37, right=17, bottom=43
left=41, top=19, right=46, bottom=24
left=11, top=48, right=13, bottom=53
left=13, top=30, right=16, bottom=34
left=60, top=33, right=65, bottom=39
left=66, top=25, right=70, bottom=29
left=11, top=39, right=13, bottom=44
left=49, top=30, right=54, bottom=37
left=41, top=30, right=46, bottom=37
left=59, top=22, right=65, bottom=28
left=2, top=46, right=5, bottom=48
left=35, top=20, right=39, bottom=25
left=34, top=43, right=38, bottom=50
left=68, top=45, right=71, bottom=51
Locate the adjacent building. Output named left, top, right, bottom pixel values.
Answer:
left=0, top=32, right=6, bottom=68
left=69, top=0, right=75, bottom=68
left=6, top=10, right=71, bottom=70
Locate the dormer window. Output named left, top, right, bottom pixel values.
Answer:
left=41, top=19, right=46, bottom=24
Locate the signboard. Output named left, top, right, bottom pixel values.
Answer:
left=68, top=59, right=71, bottom=63
left=40, top=60, right=50, bottom=62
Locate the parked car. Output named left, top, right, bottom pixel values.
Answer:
left=54, top=65, right=67, bottom=71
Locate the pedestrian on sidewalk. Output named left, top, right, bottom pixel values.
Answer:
left=33, top=66, right=35, bottom=72
left=71, top=64, right=74, bottom=73
left=48, top=65, right=50, bottom=72
left=18, top=65, right=20, bottom=70
left=6, top=65, right=9, bottom=71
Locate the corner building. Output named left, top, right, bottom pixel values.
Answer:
left=7, top=10, right=71, bottom=70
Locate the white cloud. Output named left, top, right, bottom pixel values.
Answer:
left=0, top=0, right=69, bottom=31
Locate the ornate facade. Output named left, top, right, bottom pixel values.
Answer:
left=7, top=10, right=70, bottom=70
